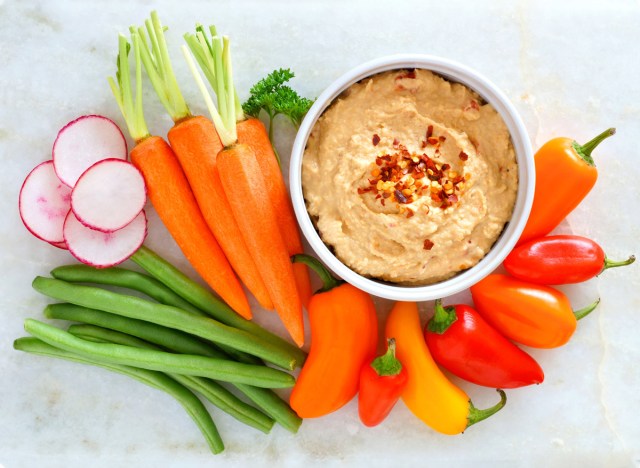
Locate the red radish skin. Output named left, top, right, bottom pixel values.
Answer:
left=64, top=210, right=147, bottom=268
left=53, top=115, right=128, bottom=187
left=71, top=158, right=146, bottom=232
left=19, top=160, right=72, bottom=244
left=49, top=240, right=68, bottom=250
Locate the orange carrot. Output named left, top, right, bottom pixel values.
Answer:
left=217, top=143, right=304, bottom=346
left=108, top=30, right=251, bottom=319
left=168, top=116, right=274, bottom=310
left=237, top=118, right=313, bottom=307
left=130, top=136, right=251, bottom=318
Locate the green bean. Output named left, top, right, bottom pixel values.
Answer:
left=13, top=337, right=224, bottom=454
left=68, top=324, right=274, bottom=434
left=45, top=303, right=302, bottom=433
left=51, top=264, right=205, bottom=316
left=33, top=276, right=295, bottom=370
left=48, top=268, right=261, bottom=365
left=24, top=319, right=295, bottom=388
left=131, top=246, right=307, bottom=367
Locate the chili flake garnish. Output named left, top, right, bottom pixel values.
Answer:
left=459, top=151, right=469, bottom=161
left=423, top=239, right=434, bottom=250
left=358, top=134, right=470, bottom=212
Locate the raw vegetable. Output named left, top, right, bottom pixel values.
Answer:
left=14, top=336, right=224, bottom=454
left=184, top=25, right=312, bottom=309
left=242, top=68, right=314, bottom=151
left=182, top=33, right=304, bottom=345
left=32, top=276, right=299, bottom=370
left=63, top=210, right=147, bottom=268
left=470, top=274, right=600, bottom=348
left=70, top=158, right=146, bottom=232
left=52, top=115, right=127, bottom=187
left=45, top=303, right=302, bottom=433
left=19, top=160, right=71, bottom=244
left=518, top=128, right=615, bottom=245
left=504, top=235, right=635, bottom=285
left=24, top=319, right=295, bottom=388
left=425, top=299, right=544, bottom=388
left=289, top=255, right=378, bottom=418
left=135, top=13, right=273, bottom=310
left=358, top=338, right=408, bottom=427
left=67, top=324, right=275, bottom=434
left=129, top=246, right=307, bottom=366
left=108, top=29, right=250, bottom=318
left=385, top=301, right=506, bottom=435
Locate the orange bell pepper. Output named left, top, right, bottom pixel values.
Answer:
left=385, top=301, right=506, bottom=435
left=289, top=255, right=378, bottom=418
left=518, top=128, right=615, bottom=246
left=470, top=274, right=600, bottom=348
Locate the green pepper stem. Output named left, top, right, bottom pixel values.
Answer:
left=371, top=338, right=403, bottom=377
left=291, top=254, right=341, bottom=292
left=573, top=298, right=601, bottom=321
left=572, top=127, right=615, bottom=166
left=427, top=299, right=458, bottom=334
left=466, top=389, right=507, bottom=429
left=603, top=255, right=635, bottom=271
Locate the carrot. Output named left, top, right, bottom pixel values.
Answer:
left=182, top=29, right=304, bottom=345
left=217, top=144, right=304, bottom=346
left=237, top=118, right=313, bottom=307
left=108, top=29, right=251, bottom=319
left=135, top=13, right=273, bottom=310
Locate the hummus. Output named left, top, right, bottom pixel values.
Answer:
left=302, top=69, right=518, bottom=285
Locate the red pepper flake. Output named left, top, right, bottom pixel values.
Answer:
left=375, top=157, right=383, bottom=166
left=423, top=239, right=434, bottom=250
left=393, top=138, right=399, bottom=147
left=372, top=134, right=381, bottom=146
left=427, top=137, right=439, bottom=145
left=394, top=189, right=408, bottom=204
left=441, top=163, right=451, bottom=171
left=459, top=151, right=469, bottom=161
left=381, top=198, right=386, bottom=206
left=406, top=208, right=414, bottom=218
left=426, top=125, right=433, bottom=139
left=438, top=136, right=446, bottom=142
left=421, top=140, right=427, bottom=149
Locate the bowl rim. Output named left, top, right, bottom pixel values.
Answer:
left=289, top=53, right=534, bottom=301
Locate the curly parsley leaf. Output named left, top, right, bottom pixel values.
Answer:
left=243, top=68, right=314, bottom=136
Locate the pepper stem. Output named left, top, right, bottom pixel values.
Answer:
left=292, top=254, right=342, bottom=292
left=572, top=127, right=615, bottom=167
left=466, top=389, right=507, bottom=429
left=573, top=298, right=601, bottom=321
left=371, top=338, right=403, bottom=377
left=603, top=255, right=635, bottom=271
left=427, top=299, right=458, bottom=334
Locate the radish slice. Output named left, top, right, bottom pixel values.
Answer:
left=53, top=115, right=127, bottom=187
left=71, top=158, right=146, bottom=232
left=49, top=240, right=68, bottom=250
left=19, top=160, right=72, bottom=243
left=64, top=210, right=147, bottom=268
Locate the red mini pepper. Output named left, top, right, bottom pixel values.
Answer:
left=358, top=338, right=408, bottom=427
left=425, top=299, right=544, bottom=388
left=505, top=235, right=635, bottom=285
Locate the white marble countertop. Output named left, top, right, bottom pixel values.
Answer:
left=1, top=0, right=639, bottom=466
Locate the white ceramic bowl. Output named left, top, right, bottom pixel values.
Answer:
left=290, top=54, right=534, bottom=301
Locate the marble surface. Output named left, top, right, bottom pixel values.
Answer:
left=1, top=0, right=639, bottom=466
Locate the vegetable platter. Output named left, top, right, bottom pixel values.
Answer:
left=1, top=1, right=638, bottom=467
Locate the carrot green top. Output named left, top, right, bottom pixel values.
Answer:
left=134, top=11, right=191, bottom=123
left=108, top=33, right=151, bottom=144
left=182, top=25, right=239, bottom=147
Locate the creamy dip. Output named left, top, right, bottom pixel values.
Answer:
left=302, top=69, right=517, bottom=285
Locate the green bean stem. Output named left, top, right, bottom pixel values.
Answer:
left=51, top=265, right=205, bottom=315
left=24, top=319, right=295, bottom=388
left=68, top=324, right=274, bottom=434
left=33, top=276, right=295, bottom=370
left=13, top=337, right=224, bottom=454
left=130, top=246, right=306, bottom=366
left=49, top=268, right=260, bottom=365
left=45, top=303, right=302, bottom=433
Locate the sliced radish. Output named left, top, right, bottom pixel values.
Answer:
left=19, top=160, right=72, bottom=243
left=53, top=115, right=127, bottom=187
left=71, top=158, right=146, bottom=232
left=64, top=210, right=147, bottom=268
left=49, top=240, right=69, bottom=250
